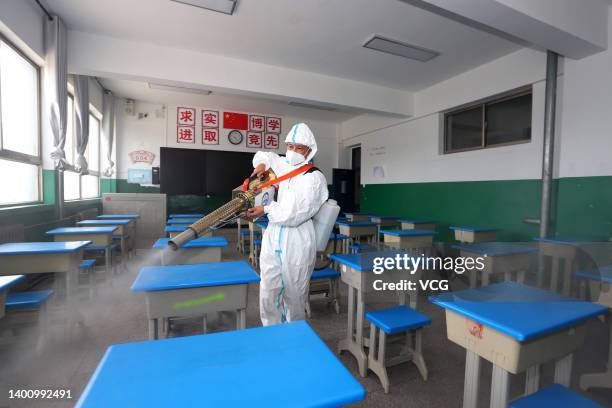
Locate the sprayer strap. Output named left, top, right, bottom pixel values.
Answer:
left=255, top=164, right=314, bottom=191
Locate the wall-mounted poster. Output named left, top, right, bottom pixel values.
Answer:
left=247, top=131, right=263, bottom=148
left=129, top=150, right=156, bottom=164
left=264, top=133, right=279, bottom=150
left=202, top=110, right=219, bottom=128
left=177, top=107, right=195, bottom=126
left=177, top=126, right=195, bottom=143
left=266, top=116, right=281, bottom=133
left=202, top=128, right=220, bottom=145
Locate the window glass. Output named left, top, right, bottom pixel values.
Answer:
left=0, top=42, right=39, bottom=156
left=81, top=174, right=99, bottom=199
left=0, top=159, right=39, bottom=205
left=445, top=107, right=482, bottom=152
left=485, top=94, right=532, bottom=146
left=63, top=170, right=80, bottom=201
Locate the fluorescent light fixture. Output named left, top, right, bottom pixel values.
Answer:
left=170, top=0, right=237, bottom=15
left=288, top=101, right=338, bottom=112
left=148, top=83, right=212, bottom=95
left=363, top=35, right=439, bottom=62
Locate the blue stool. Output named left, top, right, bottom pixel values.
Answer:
left=365, top=306, right=431, bottom=393
left=6, top=290, right=54, bottom=311
left=306, top=267, right=341, bottom=318
left=6, top=290, right=54, bottom=351
left=509, top=384, right=603, bottom=407
left=85, top=243, right=118, bottom=275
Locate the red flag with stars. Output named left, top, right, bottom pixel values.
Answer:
left=223, top=112, right=248, bottom=130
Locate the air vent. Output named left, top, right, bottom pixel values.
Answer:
left=170, top=0, right=237, bottom=15
left=288, top=101, right=338, bottom=111
left=363, top=35, right=439, bottom=62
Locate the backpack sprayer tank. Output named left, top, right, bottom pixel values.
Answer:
left=168, top=171, right=277, bottom=250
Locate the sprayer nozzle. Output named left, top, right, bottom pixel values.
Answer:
left=168, top=240, right=179, bottom=251
left=168, top=228, right=197, bottom=251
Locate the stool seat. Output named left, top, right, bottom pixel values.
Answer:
left=6, top=290, right=54, bottom=310
left=509, top=384, right=603, bottom=408
left=111, top=234, right=129, bottom=240
left=366, top=306, right=431, bottom=335
left=80, top=259, right=97, bottom=269
left=85, top=244, right=119, bottom=252
left=254, top=239, right=262, bottom=246
left=240, top=231, right=261, bottom=237
left=311, top=268, right=341, bottom=281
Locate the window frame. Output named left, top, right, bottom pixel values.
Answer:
left=0, top=34, right=43, bottom=207
left=63, top=97, right=102, bottom=202
left=443, top=87, right=532, bottom=155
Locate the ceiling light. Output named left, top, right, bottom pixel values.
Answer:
left=170, top=0, right=237, bottom=15
left=363, top=35, right=439, bottom=62
left=148, top=83, right=212, bottom=95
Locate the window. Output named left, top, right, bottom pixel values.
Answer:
left=0, top=38, right=41, bottom=206
left=444, top=89, right=532, bottom=154
left=63, top=95, right=101, bottom=201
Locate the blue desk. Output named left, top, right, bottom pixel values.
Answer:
left=400, top=219, right=437, bottom=231
left=97, top=214, right=140, bottom=220
left=131, top=261, right=260, bottom=339
left=0, top=242, right=91, bottom=320
left=0, top=275, right=25, bottom=319
left=168, top=213, right=205, bottom=219
left=381, top=229, right=436, bottom=255
left=77, top=220, right=132, bottom=262
left=534, top=237, right=605, bottom=295
left=454, top=242, right=538, bottom=288
left=331, top=251, right=421, bottom=377
left=47, top=227, right=117, bottom=247
left=369, top=215, right=398, bottom=231
left=336, top=221, right=379, bottom=245
left=75, top=321, right=365, bottom=408
left=344, top=212, right=371, bottom=222
left=575, top=266, right=612, bottom=391
left=326, top=233, right=349, bottom=254
left=450, top=226, right=498, bottom=243
left=153, top=237, right=228, bottom=265
left=167, top=218, right=199, bottom=225
left=430, top=282, right=606, bottom=408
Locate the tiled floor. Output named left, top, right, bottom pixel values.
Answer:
left=1, top=229, right=611, bottom=407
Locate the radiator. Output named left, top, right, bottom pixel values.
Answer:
left=0, top=224, right=25, bottom=244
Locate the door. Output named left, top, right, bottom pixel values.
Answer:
left=331, top=169, right=356, bottom=213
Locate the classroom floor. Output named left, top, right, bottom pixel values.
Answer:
left=1, top=229, right=612, bottom=408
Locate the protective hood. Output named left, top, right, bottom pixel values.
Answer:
left=284, top=123, right=317, bottom=163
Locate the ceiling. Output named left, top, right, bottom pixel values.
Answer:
left=99, top=77, right=359, bottom=122
left=45, top=0, right=523, bottom=92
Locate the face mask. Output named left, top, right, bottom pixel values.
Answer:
left=286, top=150, right=306, bottom=166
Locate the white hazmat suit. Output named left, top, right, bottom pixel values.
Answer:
left=253, top=123, right=329, bottom=326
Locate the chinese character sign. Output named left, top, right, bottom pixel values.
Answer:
left=202, top=110, right=219, bottom=128
left=264, top=133, right=279, bottom=150
left=202, top=128, right=219, bottom=145
left=249, top=115, right=264, bottom=132
left=129, top=150, right=156, bottom=164
left=177, top=126, right=195, bottom=144
left=246, top=132, right=262, bottom=148
left=266, top=117, right=281, bottom=133
left=177, top=107, right=196, bottom=126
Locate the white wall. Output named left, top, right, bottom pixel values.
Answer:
left=115, top=100, right=339, bottom=183
left=340, top=48, right=555, bottom=184
left=0, top=0, right=45, bottom=64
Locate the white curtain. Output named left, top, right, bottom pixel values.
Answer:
left=102, top=90, right=115, bottom=177
left=45, top=16, right=68, bottom=170
left=73, top=75, right=89, bottom=174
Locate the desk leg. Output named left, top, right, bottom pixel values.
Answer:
left=525, top=365, right=540, bottom=394
left=561, top=258, right=572, bottom=296
left=105, top=248, right=111, bottom=280
left=463, top=350, right=481, bottom=408
left=490, top=365, right=510, bottom=408
left=469, top=270, right=477, bottom=288
left=481, top=271, right=490, bottom=286
left=337, top=286, right=367, bottom=377
left=580, top=315, right=612, bottom=390
left=120, top=237, right=127, bottom=272
left=551, top=257, right=560, bottom=292
left=148, top=318, right=158, bottom=340
left=554, top=353, right=573, bottom=386
left=237, top=309, right=246, bottom=329
left=537, top=254, right=545, bottom=287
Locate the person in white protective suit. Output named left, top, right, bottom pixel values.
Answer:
left=246, top=123, right=328, bottom=326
